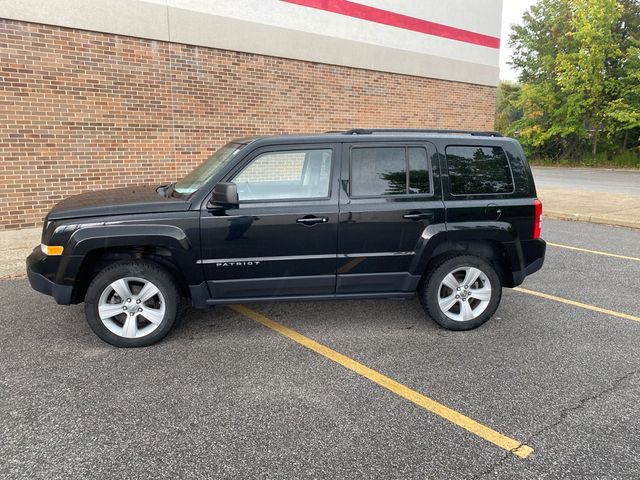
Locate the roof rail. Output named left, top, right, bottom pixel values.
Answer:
left=325, top=128, right=503, bottom=137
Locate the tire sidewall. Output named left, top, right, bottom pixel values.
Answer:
left=84, top=261, right=179, bottom=347
left=424, top=255, right=502, bottom=331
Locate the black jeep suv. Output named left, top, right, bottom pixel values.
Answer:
left=27, top=129, right=545, bottom=347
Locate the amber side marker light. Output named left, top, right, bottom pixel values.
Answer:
left=41, top=244, right=64, bottom=256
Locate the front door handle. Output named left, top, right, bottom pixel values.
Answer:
left=296, top=216, right=329, bottom=225
left=402, top=212, right=434, bottom=221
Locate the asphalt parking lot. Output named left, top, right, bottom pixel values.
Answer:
left=532, top=167, right=640, bottom=195
left=1, top=218, right=639, bottom=479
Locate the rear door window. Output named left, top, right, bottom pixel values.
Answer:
left=350, top=146, right=431, bottom=197
left=446, top=146, right=514, bottom=195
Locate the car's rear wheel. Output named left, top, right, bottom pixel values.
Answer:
left=84, top=261, right=179, bottom=347
left=419, top=255, right=502, bottom=331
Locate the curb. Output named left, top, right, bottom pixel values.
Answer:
left=544, top=211, right=640, bottom=230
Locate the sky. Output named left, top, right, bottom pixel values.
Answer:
left=500, top=0, right=537, bottom=81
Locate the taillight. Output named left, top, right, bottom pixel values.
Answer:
left=533, top=199, right=542, bottom=239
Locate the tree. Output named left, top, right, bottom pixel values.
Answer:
left=555, top=0, right=623, bottom=154
left=605, top=0, right=640, bottom=148
left=506, top=0, right=639, bottom=160
left=495, top=81, right=522, bottom=134
left=605, top=46, right=640, bottom=149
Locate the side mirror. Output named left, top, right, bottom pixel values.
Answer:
left=209, top=182, right=239, bottom=209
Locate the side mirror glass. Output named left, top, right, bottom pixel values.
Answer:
left=209, top=182, right=239, bottom=209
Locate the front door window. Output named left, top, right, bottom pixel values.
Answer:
left=233, top=149, right=332, bottom=201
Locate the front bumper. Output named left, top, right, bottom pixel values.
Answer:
left=26, top=247, right=73, bottom=304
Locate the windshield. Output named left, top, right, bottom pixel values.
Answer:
left=174, top=142, right=243, bottom=196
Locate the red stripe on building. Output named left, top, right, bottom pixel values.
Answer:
left=281, top=0, right=500, bottom=49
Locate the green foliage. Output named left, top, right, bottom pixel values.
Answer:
left=499, top=0, right=640, bottom=164
left=495, top=81, right=522, bottom=133
left=605, top=0, right=640, bottom=141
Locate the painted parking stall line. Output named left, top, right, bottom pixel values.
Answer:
left=514, top=287, right=640, bottom=323
left=547, top=242, right=640, bottom=262
left=229, top=304, right=533, bottom=459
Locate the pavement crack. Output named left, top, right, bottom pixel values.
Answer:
left=470, top=451, right=512, bottom=479
left=527, top=368, right=639, bottom=441
left=471, top=368, right=639, bottom=479
left=470, top=442, right=533, bottom=479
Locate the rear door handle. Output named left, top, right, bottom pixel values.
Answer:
left=486, top=203, right=502, bottom=220
left=296, top=216, right=328, bottom=225
left=402, top=212, right=434, bottom=221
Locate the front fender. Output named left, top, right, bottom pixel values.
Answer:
left=69, top=224, right=191, bottom=254
left=55, top=224, right=200, bottom=285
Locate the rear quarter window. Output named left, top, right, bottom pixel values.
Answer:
left=445, top=145, right=515, bottom=196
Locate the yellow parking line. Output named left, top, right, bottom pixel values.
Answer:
left=547, top=242, right=640, bottom=262
left=229, top=304, right=533, bottom=459
left=514, top=287, right=640, bottom=323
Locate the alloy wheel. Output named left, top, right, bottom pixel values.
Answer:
left=97, top=277, right=166, bottom=339
left=437, top=266, right=492, bottom=322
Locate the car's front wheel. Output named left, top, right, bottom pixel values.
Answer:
left=419, top=255, right=502, bottom=331
left=84, top=261, right=180, bottom=347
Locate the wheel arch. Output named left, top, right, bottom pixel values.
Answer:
left=71, top=246, right=191, bottom=303
left=412, top=224, right=521, bottom=287
left=61, top=224, right=200, bottom=303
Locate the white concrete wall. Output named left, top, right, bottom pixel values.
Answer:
left=0, top=0, right=502, bottom=85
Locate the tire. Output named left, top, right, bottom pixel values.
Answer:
left=84, top=261, right=180, bottom=347
left=419, top=254, right=502, bottom=331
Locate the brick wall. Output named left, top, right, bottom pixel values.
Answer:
left=0, top=19, right=496, bottom=229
